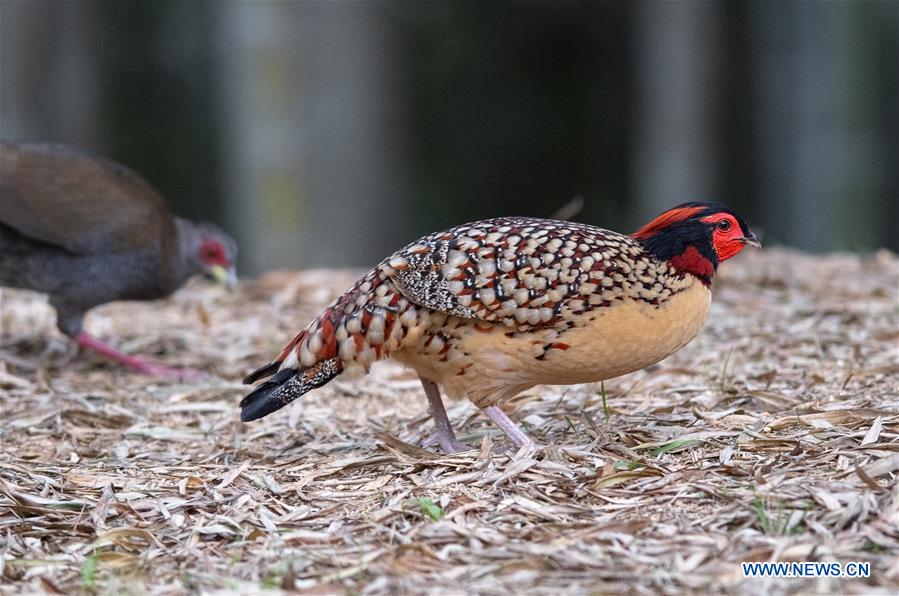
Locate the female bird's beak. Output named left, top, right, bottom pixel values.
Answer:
left=210, top=265, right=238, bottom=290
left=740, top=231, right=762, bottom=249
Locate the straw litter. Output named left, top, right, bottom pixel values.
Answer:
left=1, top=248, right=897, bottom=594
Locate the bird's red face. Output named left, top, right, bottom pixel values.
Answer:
left=198, top=237, right=238, bottom=289
left=701, top=212, right=760, bottom=262
left=199, top=238, right=231, bottom=268
left=632, top=201, right=760, bottom=285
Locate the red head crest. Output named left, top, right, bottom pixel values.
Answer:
left=631, top=206, right=706, bottom=241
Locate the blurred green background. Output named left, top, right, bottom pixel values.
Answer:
left=2, top=1, right=897, bottom=274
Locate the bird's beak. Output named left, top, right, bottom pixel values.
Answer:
left=740, top=231, right=762, bottom=249
left=210, top=264, right=238, bottom=291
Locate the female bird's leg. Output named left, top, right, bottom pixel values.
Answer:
left=482, top=405, right=538, bottom=450
left=74, top=332, right=206, bottom=380
left=419, top=376, right=470, bottom=453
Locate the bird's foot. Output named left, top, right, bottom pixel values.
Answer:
left=482, top=405, right=540, bottom=453
left=489, top=437, right=543, bottom=455
left=513, top=438, right=543, bottom=454
left=421, top=432, right=471, bottom=454
left=75, top=332, right=207, bottom=381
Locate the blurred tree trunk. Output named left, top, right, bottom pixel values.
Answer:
left=751, top=2, right=891, bottom=251
left=0, top=1, right=99, bottom=148
left=216, top=3, right=406, bottom=274
left=632, top=1, right=720, bottom=222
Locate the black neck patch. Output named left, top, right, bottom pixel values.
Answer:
left=639, top=221, right=719, bottom=279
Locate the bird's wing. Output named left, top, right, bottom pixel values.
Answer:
left=384, top=216, right=661, bottom=331
left=0, top=141, right=175, bottom=254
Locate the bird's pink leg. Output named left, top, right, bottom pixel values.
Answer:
left=74, top=332, right=206, bottom=380
left=420, top=376, right=470, bottom=453
left=482, top=405, right=539, bottom=450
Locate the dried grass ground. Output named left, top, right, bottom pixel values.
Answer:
left=1, top=248, right=897, bottom=595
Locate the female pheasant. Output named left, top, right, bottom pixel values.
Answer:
left=241, top=202, right=759, bottom=452
left=1, top=141, right=237, bottom=378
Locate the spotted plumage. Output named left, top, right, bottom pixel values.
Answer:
left=389, top=218, right=695, bottom=328
left=241, top=203, right=759, bottom=452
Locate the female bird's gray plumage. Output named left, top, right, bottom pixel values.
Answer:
left=0, top=140, right=237, bottom=375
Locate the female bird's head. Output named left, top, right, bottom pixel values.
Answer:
left=178, top=219, right=239, bottom=289
left=632, top=202, right=760, bottom=284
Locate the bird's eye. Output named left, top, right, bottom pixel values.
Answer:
left=716, top=219, right=732, bottom=232
left=202, top=243, right=222, bottom=260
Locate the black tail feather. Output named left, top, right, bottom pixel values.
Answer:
left=243, top=360, right=281, bottom=384
left=240, top=368, right=298, bottom=421
left=239, top=358, right=343, bottom=422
